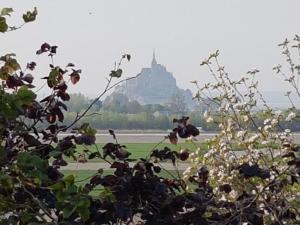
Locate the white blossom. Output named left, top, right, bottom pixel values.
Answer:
left=237, top=131, right=244, bottom=138
left=271, top=118, right=278, bottom=126
left=242, top=115, right=249, bottom=122
left=286, top=111, right=296, bottom=121
left=206, top=116, right=213, bottom=123
left=263, top=118, right=271, bottom=125
left=247, top=134, right=260, bottom=143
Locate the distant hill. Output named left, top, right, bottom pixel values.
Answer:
left=114, top=53, right=195, bottom=108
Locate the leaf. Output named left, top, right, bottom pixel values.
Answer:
left=108, top=129, right=116, bottom=139
left=66, top=63, right=75, bottom=67
left=168, top=132, right=178, bottom=145
left=47, top=113, right=56, bottom=123
left=0, top=172, right=13, bottom=190
left=52, top=107, right=64, bottom=122
left=1, top=8, right=13, bottom=16
left=22, top=74, right=34, bottom=84
left=63, top=204, right=77, bottom=219
left=219, top=184, right=232, bottom=193
left=70, top=72, right=80, bottom=84
left=64, top=174, right=75, bottom=187
left=22, top=133, right=41, bottom=147
left=76, top=198, right=90, bottom=221
left=239, top=163, right=270, bottom=179
left=109, top=69, right=122, bottom=78
left=57, top=101, right=68, bottom=111
left=36, top=43, right=51, bottom=55
left=57, top=91, right=70, bottom=101
left=26, top=62, right=36, bottom=70
left=126, top=54, right=131, bottom=61
left=88, top=152, right=98, bottom=159
left=0, top=17, right=8, bottom=33
left=6, top=75, right=24, bottom=88
left=47, top=68, right=60, bottom=88
left=17, top=152, right=46, bottom=170
left=17, top=86, right=37, bottom=105
left=23, top=7, right=38, bottom=23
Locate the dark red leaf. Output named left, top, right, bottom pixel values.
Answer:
left=26, top=62, right=36, bottom=70
left=70, top=72, right=80, bottom=84
left=54, top=82, right=67, bottom=92
left=66, top=63, right=75, bottom=67
left=22, top=74, right=34, bottom=84
left=179, top=150, right=189, bottom=161
left=52, top=107, right=64, bottom=122
left=52, top=158, right=68, bottom=166
left=22, top=133, right=41, bottom=147
left=47, top=113, right=56, bottom=123
left=50, top=46, right=58, bottom=54
left=40, top=95, right=53, bottom=103
left=219, top=184, right=232, bottom=193
left=57, top=91, right=70, bottom=101
left=57, top=101, right=67, bottom=111
left=109, top=129, right=116, bottom=139
left=168, top=132, right=178, bottom=145
left=36, top=43, right=51, bottom=55
left=46, top=124, right=58, bottom=134
left=6, top=75, right=24, bottom=88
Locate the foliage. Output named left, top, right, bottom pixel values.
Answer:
left=0, top=7, right=37, bottom=32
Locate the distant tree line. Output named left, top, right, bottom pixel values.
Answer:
left=63, top=93, right=300, bottom=131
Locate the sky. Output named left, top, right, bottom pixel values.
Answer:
left=1, top=0, right=300, bottom=102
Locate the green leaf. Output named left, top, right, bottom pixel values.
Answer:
left=0, top=69, right=9, bottom=80
left=17, top=152, right=46, bottom=170
left=99, top=188, right=116, bottom=202
left=49, top=150, right=62, bottom=158
left=63, top=204, right=77, bottom=219
left=0, top=172, right=13, bottom=190
left=48, top=68, right=60, bottom=86
left=50, top=181, right=65, bottom=191
left=16, top=86, right=37, bottom=105
left=0, top=16, right=8, bottom=33
left=1, top=8, right=13, bottom=16
left=23, top=7, right=38, bottom=23
left=76, top=198, right=91, bottom=221
left=5, top=57, right=20, bottom=73
left=64, top=175, right=75, bottom=187
left=109, top=69, right=122, bottom=78
left=0, top=53, right=17, bottom=62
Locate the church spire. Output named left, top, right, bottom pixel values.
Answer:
left=151, top=51, right=157, bottom=67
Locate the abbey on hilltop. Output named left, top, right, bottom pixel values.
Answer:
left=114, top=53, right=195, bottom=107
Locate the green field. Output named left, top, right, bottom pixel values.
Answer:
left=70, top=142, right=208, bottom=162
left=69, top=141, right=281, bottom=162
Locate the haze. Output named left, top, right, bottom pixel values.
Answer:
left=1, top=0, right=300, bottom=99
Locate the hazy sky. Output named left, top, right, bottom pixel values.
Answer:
left=1, top=1, right=300, bottom=99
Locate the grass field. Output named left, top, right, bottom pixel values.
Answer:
left=69, top=142, right=208, bottom=162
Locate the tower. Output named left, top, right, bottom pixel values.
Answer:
left=151, top=51, right=157, bottom=67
